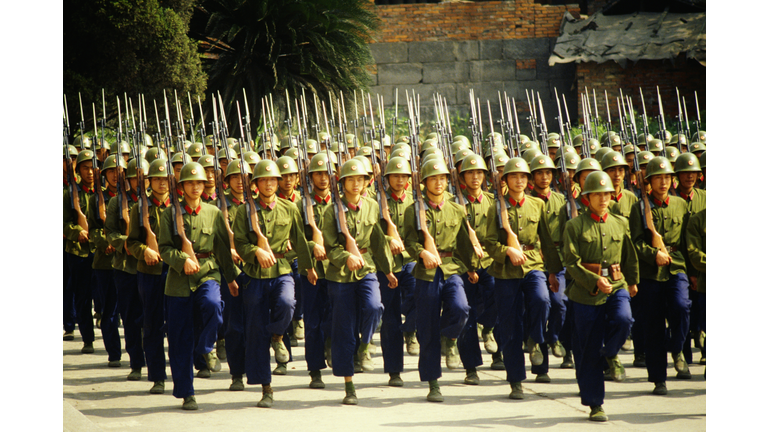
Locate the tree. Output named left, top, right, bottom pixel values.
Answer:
left=64, top=0, right=207, bottom=124
left=196, top=0, right=380, bottom=129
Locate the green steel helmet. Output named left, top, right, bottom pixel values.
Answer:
left=600, top=151, right=629, bottom=171
left=204, top=135, right=215, bottom=147
left=225, top=158, right=253, bottom=178
left=459, top=153, right=488, bottom=173
left=229, top=142, right=241, bottom=157
left=637, top=151, right=654, bottom=166
left=305, top=139, right=319, bottom=154
left=318, top=131, right=331, bottom=144
left=699, top=151, right=706, bottom=169
left=605, top=133, right=622, bottom=148
left=396, top=135, right=410, bottom=144
left=519, top=141, right=534, bottom=152
left=419, top=159, right=450, bottom=182
left=453, top=135, right=470, bottom=147
left=226, top=137, right=238, bottom=149
left=518, top=134, right=531, bottom=144
left=556, top=151, right=581, bottom=170
left=64, top=144, right=79, bottom=157
left=644, top=156, right=675, bottom=179
left=284, top=148, right=300, bottom=160
left=384, top=156, right=412, bottom=176
left=586, top=139, right=600, bottom=154
left=522, top=148, right=543, bottom=164
left=327, top=150, right=339, bottom=165
left=186, top=142, right=205, bottom=159
left=689, top=142, right=706, bottom=153
left=119, top=141, right=131, bottom=155
left=487, top=132, right=503, bottom=147
left=275, top=156, right=299, bottom=175
left=339, top=158, right=368, bottom=180
left=126, top=158, right=150, bottom=179
left=450, top=141, right=469, bottom=154
left=575, top=158, right=601, bottom=177
left=502, top=157, right=530, bottom=177
left=101, top=155, right=120, bottom=171
left=183, top=140, right=193, bottom=152
left=390, top=148, right=411, bottom=161
left=142, top=133, right=154, bottom=148
left=353, top=156, right=374, bottom=174
left=673, top=152, right=702, bottom=173
left=328, top=140, right=339, bottom=153
left=670, top=134, right=688, bottom=147
left=453, top=149, right=474, bottom=166
left=571, top=134, right=584, bottom=146
left=420, top=153, right=441, bottom=169
left=422, top=147, right=443, bottom=160
left=75, top=149, right=94, bottom=167
left=593, top=147, right=612, bottom=163
left=217, top=147, right=234, bottom=161
left=198, top=154, right=216, bottom=169
left=623, top=144, right=638, bottom=155
left=530, top=155, right=557, bottom=172
left=548, top=132, right=561, bottom=139
left=546, top=136, right=562, bottom=148
left=171, top=152, right=192, bottom=165
left=493, top=153, right=510, bottom=169
left=420, top=139, right=438, bottom=154
left=581, top=171, right=615, bottom=195
left=74, top=135, right=92, bottom=150
left=280, top=135, right=297, bottom=150
left=144, top=148, right=166, bottom=163
left=371, top=140, right=381, bottom=150
left=382, top=134, right=391, bottom=147
left=483, top=144, right=503, bottom=158
left=392, top=142, right=410, bottom=154
left=358, top=146, right=373, bottom=157
left=636, top=133, right=653, bottom=145
left=253, top=159, right=282, bottom=180
left=345, top=134, right=357, bottom=149
left=562, top=144, right=576, bottom=154
left=659, top=129, right=672, bottom=143
left=94, top=137, right=110, bottom=152
left=647, top=139, right=664, bottom=153
left=696, top=130, right=706, bottom=142
left=179, top=162, right=207, bottom=182
left=665, top=146, right=680, bottom=162
left=309, top=152, right=333, bottom=174
left=147, top=158, right=170, bottom=178
left=427, top=132, right=438, bottom=140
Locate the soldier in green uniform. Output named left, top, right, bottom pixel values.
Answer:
left=629, top=157, right=692, bottom=396
left=562, top=171, right=639, bottom=422
left=105, top=157, right=149, bottom=381
left=158, top=161, right=240, bottom=410
left=198, top=154, right=218, bottom=204
left=231, top=159, right=317, bottom=408
left=321, top=158, right=397, bottom=405
left=63, top=149, right=96, bottom=349
left=87, top=155, right=121, bottom=366
left=602, top=151, right=638, bottom=218
left=686, top=208, right=706, bottom=365
left=483, top=157, right=562, bottom=400
left=126, top=158, right=172, bottom=394
left=402, top=159, right=475, bottom=402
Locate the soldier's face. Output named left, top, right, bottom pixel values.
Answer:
left=504, top=172, right=528, bottom=194
left=424, top=174, right=447, bottom=197
left=342, top=175, right=366, bottom=197
left=257, top=177, right=279, bottom=198
left=103, top=168, right=117, bottom=188
left=605, top=167, right=625, bottom=188
left=78, top=161, right=94, bottom=185
left=220, top=159, right=229, bottom=174
left=462, top=170, right=485, bottom=191
left=587, top=192, right=612, bottom=215
left=227, top=174, right=244, bottom=195
left=387, top=174, right=410, bottom=193
left=311, top=172, right=330, bottom=191
left=150, top=177, right=169, bottom=195
left=279, top=173, right=298, bottom=193
left=649, top=174, right=672, bottom=196
left=205, top=167, right=216, bottom=187
left=548, top=148, right=558, bottom=160
left=677, top=172, right=699, bottom=190
left=532, top=169, right=552, bottom=190
left=183, top=180, right=205, bottom=200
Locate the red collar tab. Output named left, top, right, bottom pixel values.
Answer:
left=580, top=195, right=590, bottom=207
left=278, top=191, right=296, bottom=202
left=107, top=189, right=117, bottom=198
left=230, top=196, right=242, bottom=206
left=390, top=191, right=406, bottom=203
left=678, top=189, right=693, bottom=201
left=152, top=196, right=170, bottom=207
left=532, top=190, right=550, bottom=201
left=612, top=192, right=622, bottom=201
left=467, top=193, right=483, bottom=203
left=314, top=194, right=330, bottom=204
left=64, top=179, right=69, bottom=187
left=651, top=195, right=670, bottom=207
left=184, top=204, right=202, bottom=216
left=176, top=185, right=185, bottom=196
left=508, top=196, right=525, bottom=207
left=361, top=190, right=369, bottom=198
left=526, top=183, right=534, bottom=190
left=459, top=183, right=467, bottom=190
left=202, top=191, right=216, bottom=201
left=572, top=189, right=580, bottom=199
left=130, top=191, right=139, bottom=202
left=346, top=200, right=360, bottom=212
left=589, top=211, right=609, bottom=223
left=428, top=200, right=444, bottom=210
left=259, top=200, right=276, bottom=210
left=81, top=184, right=94, bottom=194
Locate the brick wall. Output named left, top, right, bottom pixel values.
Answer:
left=575, top=56, right=706, bottom=122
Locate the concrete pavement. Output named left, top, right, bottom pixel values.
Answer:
left=63, top=326, right=705, bottom=431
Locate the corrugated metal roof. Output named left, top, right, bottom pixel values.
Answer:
left=548, top=10, right=705, bottom=67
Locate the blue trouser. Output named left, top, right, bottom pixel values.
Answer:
left=401, top=262, right=418, bottom=334
left=64, top=251, right=75, bottom=331
left=683, top=287, right=705, bottom=364
left=242, top=274, right=296, bottom=385
left=414, top=269, right=470, bottom=382
left=137, top=266, right=169, bottom=382
left=496, top=271, right=549, bottom=383
left=301, top=275, right=331, bottom=372
left=93, top=269, right=120, bottom=361
left=458, top=267, right=495, bottom=370
left=66, top=252, right=94, bottom=342
left=291, top=260, right=303, bottom=322
left=640, top=274, right=691, bottom=383
left=114, top=270, right=146, bottom=370
left=377, top=262, right=416, bottom=374
left=224, top=271, right=249, bottom=377
left=218, top=270, right=232, bottom=342
left=532, top=269, right=568, bottom=375
left=166, top=280, right=222, bottom=399
left=571, top=289, right=633, bottom=407
left=630, top=289, right=645, bottom=357
left=328, top=273, right=383, bottom=377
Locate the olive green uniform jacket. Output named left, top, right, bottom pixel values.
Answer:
left=88, top=188, right=116, bottom=270
left=105, top=190, right=140, bottom=274
left=686, top=208, right=706, bottom=293
left=126, top=194, right=171, bottom=275
left=63, top=183, right=95, bottom=257
left=629, top=194, right=688, bottom=282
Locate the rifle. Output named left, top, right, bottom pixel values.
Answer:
left=292, top=96, right=324, bottom=251
left=694, top=91, right=702, bottom=140
left=525, top=89, right=538, bottom=141
left=561, top=93, right=573, bottom=148
left=604, top=90, right=612, bottom=133
left=242, top=89, right=254, bottom=151
left=656, top=86, right=668, bottom=157
left=133, top=94, right=156, bottom=256
left=555, top=91, right=579, bottom=220
left=682, top=96, right=692, bottom=147
left=67, top=94, right=88, bottom=234
left=536, top=93, right=549, bottom=155
left=675, top=88, right=685, bottom=154
left=392, top=89, right=398, bottom=148
left=92, top=102, right=106, bottom=223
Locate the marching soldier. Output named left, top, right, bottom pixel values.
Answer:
left=158, top=161, right=239, bottom=410
left=686, top=208, right=706, bottom=366
left=563, top=171, right=638, bottom=422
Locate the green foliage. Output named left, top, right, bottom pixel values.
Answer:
left=199, top=0, right=380, bottom=128
left=64, top=0, right=206, bottom=123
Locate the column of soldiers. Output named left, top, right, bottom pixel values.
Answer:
left=63, top=96, right=706, bottom=422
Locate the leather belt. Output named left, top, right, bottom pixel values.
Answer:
left=521, top=244, right=536, bottom=251
left=195, top=252, right=212, bottom=259
left=273, top=253, right=285, bottom=259
left=439, top=251, right=452, bottom=258
left=665, top=245, right=678, bottom=253
left=358, top=248, right=368, bottom=254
